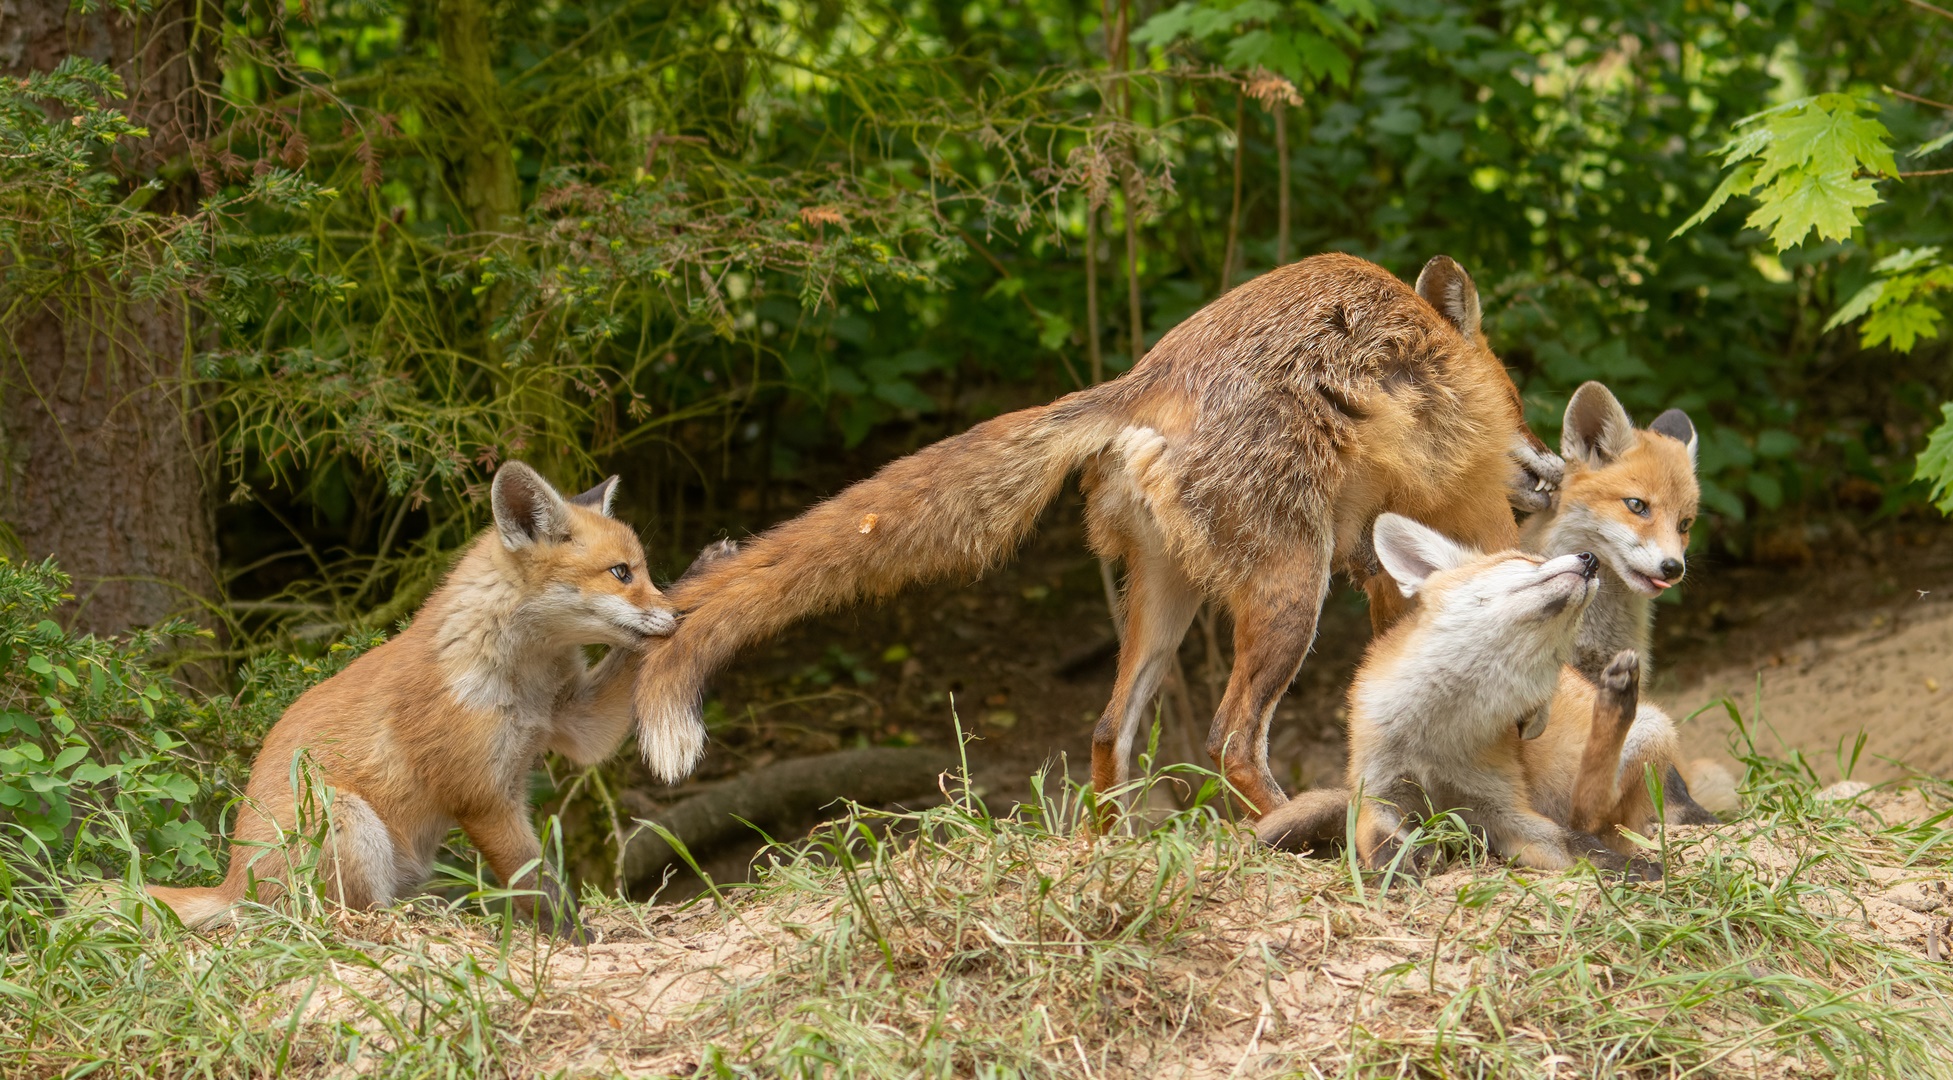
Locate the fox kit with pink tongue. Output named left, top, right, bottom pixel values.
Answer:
left=1518, top=381, right=1729, bottom=824
left=1520, top=381, right=1699, bottom=682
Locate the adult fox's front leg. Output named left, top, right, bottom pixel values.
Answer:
left=1207, top=539, right=1332, bottom=818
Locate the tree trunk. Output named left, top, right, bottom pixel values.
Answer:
left=0, top=1, right=221, bottom=638
left=434, top=0, right=520, bottom=237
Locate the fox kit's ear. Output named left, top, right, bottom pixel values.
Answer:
left=568, top=475, right=621, bottom=516
left=1561, top=381, right=1636, bottom=465
left=1648, top=408, right=1698, bottom=465
left=1373, top=513, right=1474, bottom=597
left=1414, top=255, right=1481, bottom=340
left=491, top=462, right=572, bottom=550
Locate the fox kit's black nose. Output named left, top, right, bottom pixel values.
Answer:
left=1659, top=557, right=1684, bottom=581
left=1576, top=552, right=1598, bottom=577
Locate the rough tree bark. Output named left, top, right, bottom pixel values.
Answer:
left=0, top=0, right=221, bottom=637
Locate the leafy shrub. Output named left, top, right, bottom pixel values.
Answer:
left=0, top=557, right=376, bottom=892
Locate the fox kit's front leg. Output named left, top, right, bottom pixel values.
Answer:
left=458, top=800, right=581, bottom=939
left=547, top=646, right=642, bottom=766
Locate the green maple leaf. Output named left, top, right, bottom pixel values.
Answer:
left=1824, top=279, right=1884, bottom=333
left=1917, top=404, right=1953, bottom=513
left=1744, top=166, right=1880, bottom=249
left=1861, top=300, right=1942, bottom=353
left=1760, top=94, right=1896, bottom=181
left=1671, top=161, right=1758, bottom=237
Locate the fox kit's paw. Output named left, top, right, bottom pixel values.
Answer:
left=1600, top=649, right=1641, bottom=695
left=1623, top=855, right=1665, bottom=883
left=674, top=539, right=740, bottom=588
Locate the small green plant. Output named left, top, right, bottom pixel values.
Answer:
left=0, top=557, right=217, bottom=883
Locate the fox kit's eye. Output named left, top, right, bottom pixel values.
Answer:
left=608, top=564, right=633, bottom=584
left=1624, top=497, right=1649, bottom=517
left=1677, top=516, right=1694, bottom=533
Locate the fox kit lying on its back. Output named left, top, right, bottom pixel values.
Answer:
left=147, top=464, right=675, bottom=934
left=1521, top=382, right=1732, bottom=822
left=1256, top=515, right=1684, bottom=875
left=636, top=254, right=1563, bottom=818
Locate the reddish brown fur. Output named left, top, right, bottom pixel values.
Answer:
left=637, top=254, right=1552, bottom=816
left=148, top=466, right=672, bottom=933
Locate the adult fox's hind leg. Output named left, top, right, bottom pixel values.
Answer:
left=1207, top=539, right=1333, bottom=819
left=1085, top=443, right=1202, bottom=803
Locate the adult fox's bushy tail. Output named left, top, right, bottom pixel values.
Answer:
left=635, top=383, right=1132, bottom=781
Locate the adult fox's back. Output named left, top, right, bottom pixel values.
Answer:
left=636, top=253, right=1555, bottom=804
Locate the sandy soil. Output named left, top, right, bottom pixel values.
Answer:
left=1664, top=594, right=1953, bottom=784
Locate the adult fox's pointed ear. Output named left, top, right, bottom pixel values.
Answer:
left=1373, top=513, right=1474, bottom=598
left=568, top=475, right=621, bottom=516
left=1649, top=408, right=1698, bottom=465
left=1415, top=255, right=1481, bottom=340
left=1561, top=381, right=1637, bottom=465
left=491, top=462, right=572, bottom=549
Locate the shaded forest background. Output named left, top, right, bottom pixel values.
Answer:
left=2, top=0, right=1951, bottom=891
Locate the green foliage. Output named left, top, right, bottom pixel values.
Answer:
left=0, top=556, right=377, bottom=886
left=1826, top=247, right=1953, bottom=354
left=7, top=0, right=1953, bottom=641
left=0, top=559, right=214, bottom=881
left=1676, top=94, right=1895, bottom=250
left=1918, top=403, right=1953, bottom=514
left=1672, top=0, right=1953, bottom=519
left=1134, top=0, right=1374, bottom=87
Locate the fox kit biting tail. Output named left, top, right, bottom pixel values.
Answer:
left=147, top=464, right=675, bottom=933
left=1521, top=382, right=1733, bottom=822
left=634, top=254, right=1561, bottom=817
left=1256, top=514, right=1690, bottom=875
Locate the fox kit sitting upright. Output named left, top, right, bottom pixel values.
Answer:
left=147, top=463, right=675, bottom=934
left=1522, top=381, right=1698, bottom=682
left=1521, top=382, right=1731, bottom=822
left=1256, top=515, right=1684, bottom=875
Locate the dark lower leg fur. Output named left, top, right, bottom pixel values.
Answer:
left=1254, top=788, right=1352, bottom=853
left=1206, top=558, right=1329, bottom=818
left=1207, top=542, right=1333, bottom=818
left=1662, top=764, right=1722, bottom=825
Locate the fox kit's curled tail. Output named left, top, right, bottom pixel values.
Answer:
left=145, top=882, right=241, bottom=930
left=635, top=384, right=1133, bottom=782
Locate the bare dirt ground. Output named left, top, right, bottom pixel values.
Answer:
left=289, top=783, right=1953, bottom=1078
left=1654, top=530, right=1953, bottom=785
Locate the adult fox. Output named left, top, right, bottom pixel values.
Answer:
left=634, top=254, right=1561, bottom=818
left=147, top=464, right=675, bottom=934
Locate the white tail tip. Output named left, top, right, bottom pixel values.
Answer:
left=638, top=706, right=707, bottom=784
left=146, top=887, right=237, bottom=931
